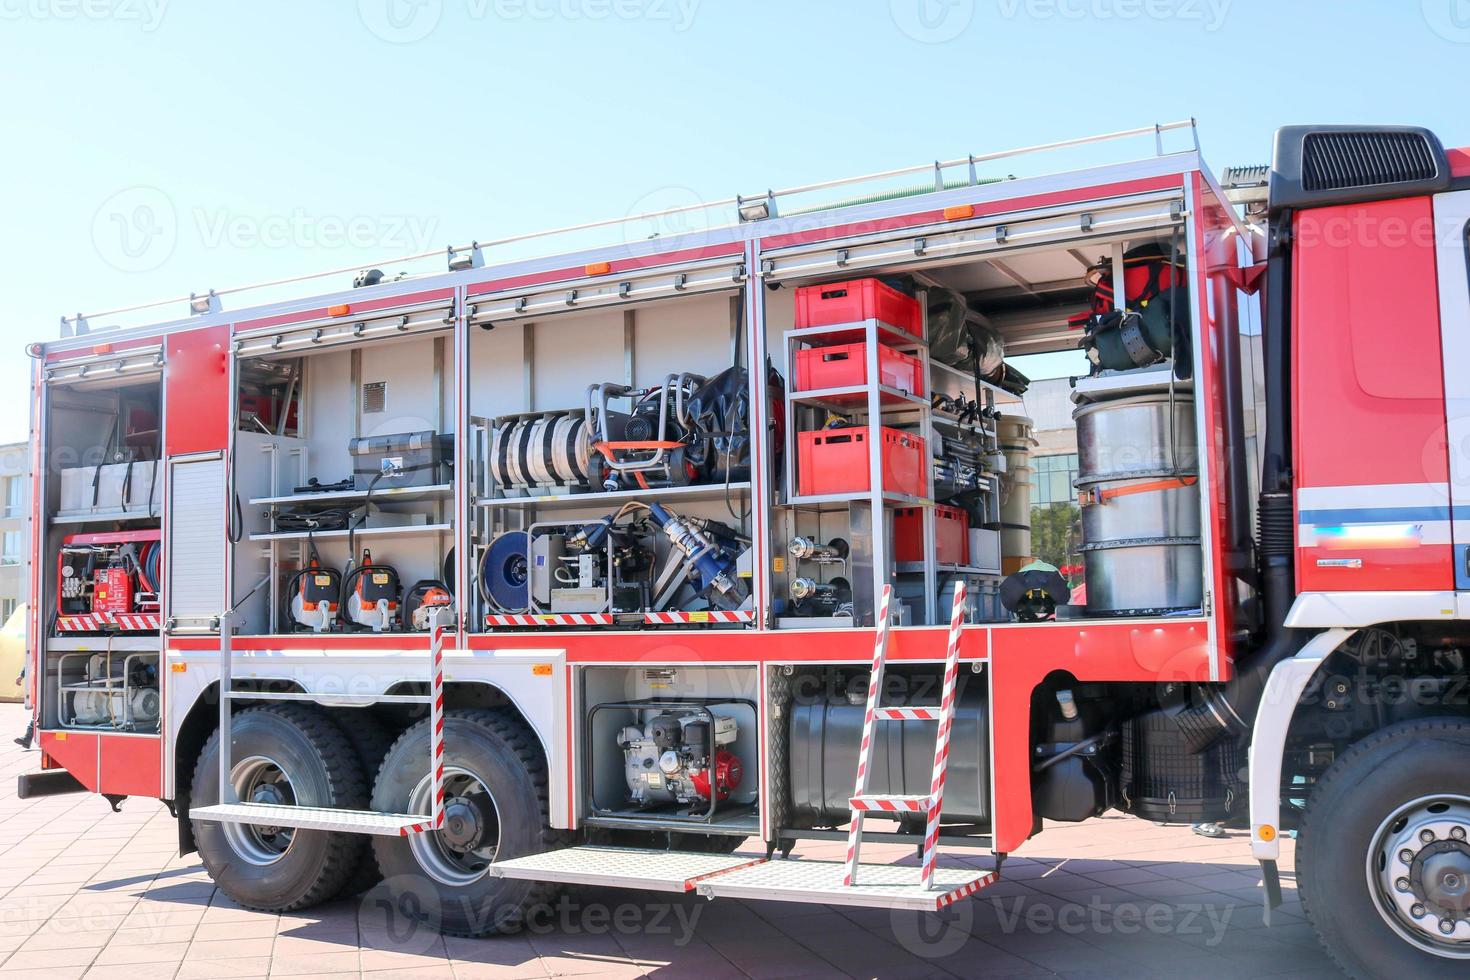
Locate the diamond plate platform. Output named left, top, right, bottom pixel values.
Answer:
left=696, top=859, right=998, bottom=910
left=189, top=803, right=432, bottom=836
left=486, top=846, right=765, bottom=892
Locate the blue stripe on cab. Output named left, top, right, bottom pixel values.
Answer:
left=1298, top=506, right=1451, bottom=525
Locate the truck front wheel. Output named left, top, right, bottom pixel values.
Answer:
left=370, top=709, right=561, bottom=936
left=1298, top=717, right=1470, bottom=977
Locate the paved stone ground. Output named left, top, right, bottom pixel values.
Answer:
left=0, top=701, right=1341, bottom=978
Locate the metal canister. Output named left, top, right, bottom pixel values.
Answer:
left=1072, top=391, right=1201, bottom=615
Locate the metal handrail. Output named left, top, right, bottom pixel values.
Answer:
left=61, top=120, right=1197, bottom=332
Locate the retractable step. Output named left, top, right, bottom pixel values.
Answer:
left=696, top=859, right=998, bottom=911
left=189, top=802, right=436, bottom=836
left=486, top=846, right=765, bottom=893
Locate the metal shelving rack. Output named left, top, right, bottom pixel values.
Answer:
left=781, top=308, right=937, bottom=626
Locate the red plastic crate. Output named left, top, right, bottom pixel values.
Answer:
left=796, top=427, right=926, bottom=498
left=793, top=342, right=925, bottom=396
left=795, top=278, right=922, bottom=338
left=894, top=505, right=970, bottom=566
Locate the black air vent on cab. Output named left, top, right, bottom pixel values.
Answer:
left=1269, top=124, right=1450, bottom=213
left=1301, top=131, right=1439, bottom=191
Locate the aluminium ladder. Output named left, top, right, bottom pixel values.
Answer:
left=846, top=581, right=967, bottom=890
left=189, top=604, right=449, bottom=836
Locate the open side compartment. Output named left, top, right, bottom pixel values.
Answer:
left=230, top=302, right=456, bottom=637
left=38, top=354, right=164, bottom=735
left=577, top=664, right=761, bottom=837
left=760, top=185, right=1209, bottom=629
left=468, top=283, right=762, bottom=631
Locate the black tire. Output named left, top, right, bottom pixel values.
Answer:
left=331, top=711, right=397, bottom=899
left=1298, top=717, right=1470, bottom=978
left=370, top=708, right=562, bottom=936
left=190, top=703, right=368, bottom=912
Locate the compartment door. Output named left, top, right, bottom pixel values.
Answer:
left=166, top=452, right=227, bottom=630
left=1436, top=190, right=1470, bottom=594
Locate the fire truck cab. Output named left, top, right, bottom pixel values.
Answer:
left=18, top=122, right=1470, bottom=976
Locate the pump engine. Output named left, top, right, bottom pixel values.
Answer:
left=617, top=710, right=743, bottom=808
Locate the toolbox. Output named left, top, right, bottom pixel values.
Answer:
left=348, top=431, right=453, bottom=490
left=796, top=427, right=926, bottom=498
left=793, top=342, right=925, bottom=396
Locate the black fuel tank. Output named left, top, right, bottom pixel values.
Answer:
left=788, top=689, right=990, bottom=826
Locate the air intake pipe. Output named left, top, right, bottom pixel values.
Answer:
left=1171, top=491, right=1301, bottom=752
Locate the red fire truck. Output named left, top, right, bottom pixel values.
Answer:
left=17, top=121, right=1470, bottom=976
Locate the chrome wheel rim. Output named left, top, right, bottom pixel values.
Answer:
left=222, top=755, right=297, bottom=867
left=1367, top=794, right=1470, bottom=958
left=407, top=766, right=501, bottom=887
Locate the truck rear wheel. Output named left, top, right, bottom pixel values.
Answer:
left=370, top=708, right=560, bottom=936
left=190, top=703, right=369, bottom=912
left=1298, top=717, right=1470, bottom=977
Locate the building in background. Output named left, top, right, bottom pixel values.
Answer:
left=999, top=378, right=1081, bottom=573
left=0, top=441, right=31, bottom=624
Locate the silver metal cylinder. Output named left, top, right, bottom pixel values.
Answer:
left=1073, top=391, right=1201, bottom=615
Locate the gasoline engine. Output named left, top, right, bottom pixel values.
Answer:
left=617, top=710, right=743, bottom=809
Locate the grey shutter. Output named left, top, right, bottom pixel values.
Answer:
left=167, top=454, right=225, bottom=629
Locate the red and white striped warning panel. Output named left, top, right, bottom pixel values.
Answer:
left=642, top=610, right=754, bottom=625
left=849, top=793, right=935, bottom=813
left=872, top=706, right=940, bottom=721
left=56, top=612, right=161, bottom=632
left=485, top=613, right=616, bottom=628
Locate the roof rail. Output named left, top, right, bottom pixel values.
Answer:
left=60, top=120, right=1198, bottom=336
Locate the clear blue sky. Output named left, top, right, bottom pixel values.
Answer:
left=1, top=0, right=1465, bottom=444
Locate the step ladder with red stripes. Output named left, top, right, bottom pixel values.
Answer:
left=845, top=581, right=968, bottom=890
left=190, top=605, right=449, bottom=837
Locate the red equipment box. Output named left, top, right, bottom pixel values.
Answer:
left=795, top=278, right=923, bottom=339
left=797, top=427, right=926, bottom=497
left=793, top=342, right=925, bottom=396
left=895, top=504, right=970, bottom=566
